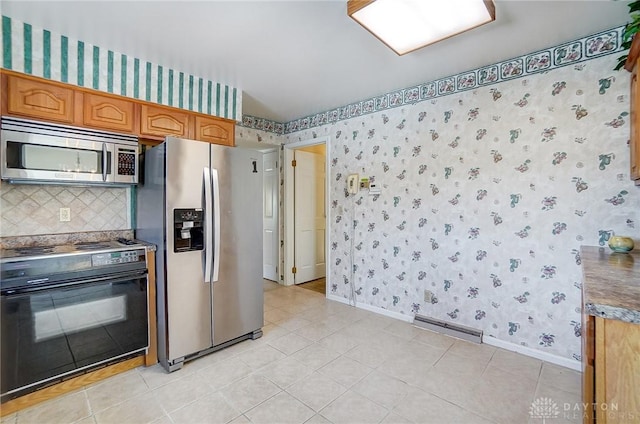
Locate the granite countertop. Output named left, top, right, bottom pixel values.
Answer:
left=0, top=230, right=156, bottom=252
left=135, top=239, right=157, bottom=252
left=581, top=245, right=640, bottom=323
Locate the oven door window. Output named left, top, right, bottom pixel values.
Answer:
left=0, top=276, right=148, bottom=398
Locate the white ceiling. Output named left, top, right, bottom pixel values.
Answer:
left=1, top=1, right=632, bottom=123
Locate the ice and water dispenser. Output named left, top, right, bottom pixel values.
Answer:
left=173, top=208, right=204, bottom=252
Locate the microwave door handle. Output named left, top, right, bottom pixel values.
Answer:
left=203, top=167, right=213, bottom=284
left=211, top=168, right=221, bottom=283
left=102, top=142, right=108, bottom=182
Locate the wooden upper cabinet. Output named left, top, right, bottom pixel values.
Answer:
left=1, top=71, right=237, bottom=147
left=631, top=59, right=640, bottom=182
left=626, top=35, right=640, bottom=184
left=82, top=93, right=135, bottom=133
left=6, top=75, right=74, bottom=124
left=140, top=105, right=190, bottom=138
left=194, top=116, right=235, bottom=146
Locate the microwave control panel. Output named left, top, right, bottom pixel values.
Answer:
left=117, top=147, right=137, bottom=176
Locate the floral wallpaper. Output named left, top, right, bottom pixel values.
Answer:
left=280, top=27, right=622, bottom=134
left=283, top=54, right=639, bottom=362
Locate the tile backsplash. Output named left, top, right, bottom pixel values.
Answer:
left=0, top=184, right=130, bottom=237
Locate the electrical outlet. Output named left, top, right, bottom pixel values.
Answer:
left=59, top=208, right=71, bottom=222
left=424, top=289, right=433, bottom=303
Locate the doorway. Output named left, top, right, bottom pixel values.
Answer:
left=262, top=149, right=279, bottom=282
left=284, top=137, right=330, bottom=291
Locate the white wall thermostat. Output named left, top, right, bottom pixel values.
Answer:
left=347, top=174, right=359, bottom=194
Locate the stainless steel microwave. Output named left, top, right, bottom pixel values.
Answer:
left=1, top=117, right=139, bottom=185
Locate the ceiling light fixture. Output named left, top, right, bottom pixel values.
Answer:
left=347, top=0, right=496, bottom=55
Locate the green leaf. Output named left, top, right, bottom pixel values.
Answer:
left=621, top=30, right=636, bottom=43
left=628, top=23, right=640, bottom=33
left=625, top=27, right=640, bottom=37
left=613, top=2, right=640, bottom=70
left=615, top=56, right=629, bottom=70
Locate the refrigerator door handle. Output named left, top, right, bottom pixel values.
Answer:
left=211, top=168, right=221, bottom=283
left=203, top=167, right=214, bottom=284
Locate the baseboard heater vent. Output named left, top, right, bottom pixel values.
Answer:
left=413, top=314, right=483, bottom=344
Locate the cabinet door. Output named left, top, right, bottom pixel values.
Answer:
left=194, top=116, right=235, bottom=146
left=597, top=318, right=640, bottom=424
left=631, top=60, right=640, bottom=181
left=83, top=93, right=135, bottom=133
left=7, top=75, right=74, bottom=123
left=582, top=313, right=595, bottom=424
left=140, top=105, right=190, bottom=138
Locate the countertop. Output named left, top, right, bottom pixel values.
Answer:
left=0, top=230, right=156, bottom=251
left=581, top=245, right=640, bottom=323
left=135, top=239, right=157, bottom=252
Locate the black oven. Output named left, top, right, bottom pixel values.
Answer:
left=0, top=242, right=149, bottom=402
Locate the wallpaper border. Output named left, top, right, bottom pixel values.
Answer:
left=239, top=25, right=624, bottom=135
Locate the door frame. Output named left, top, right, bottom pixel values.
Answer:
left=262, top=147, right=279, bottom=282
left=284, top=136, right=330, bottom=288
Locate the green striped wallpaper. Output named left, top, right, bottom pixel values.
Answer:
left=1, top=16, right=240, bottom=121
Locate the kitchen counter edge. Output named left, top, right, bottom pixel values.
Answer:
left=580, top=245, right=640, bottom=324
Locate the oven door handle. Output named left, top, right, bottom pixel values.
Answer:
left=1, top=271, right=147, bottom=296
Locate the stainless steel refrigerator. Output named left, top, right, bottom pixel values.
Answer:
left=137, top=137, right=263, bottom=372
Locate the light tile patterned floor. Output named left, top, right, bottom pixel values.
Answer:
left=297, top=278, right=326, bottom=295
left=1, top=281, right=583, bottom=424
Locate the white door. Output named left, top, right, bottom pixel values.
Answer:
left=294, top=150, right=326, bottom=284
left=263, top=150, right=279, bottom=281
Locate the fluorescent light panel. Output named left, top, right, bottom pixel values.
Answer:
left=349, top=0, right=495, bottom=55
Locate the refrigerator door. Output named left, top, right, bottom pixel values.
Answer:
left=210, top=146, right=264, bottom=346
left=165, top=137, right=213, bottom=361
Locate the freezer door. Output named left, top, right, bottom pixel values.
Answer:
left=211, top=146, right=264, bottom=346
left=165, top=137, right=213, bottom=360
